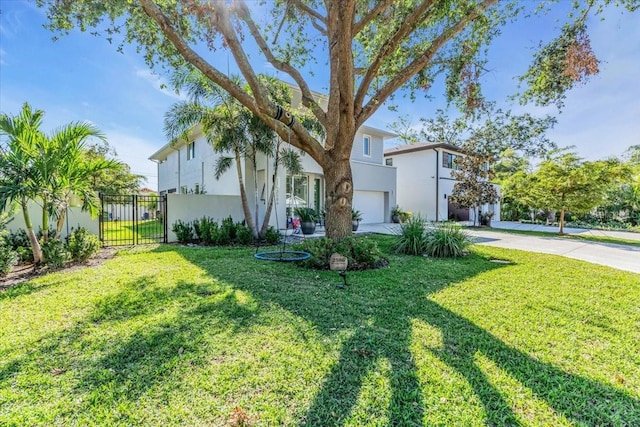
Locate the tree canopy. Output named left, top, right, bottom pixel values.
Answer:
left=504, top=149, right=630, bottom=233
left=85, top=142, right=146, bottom=196
left=37, top=0, right=636, bottom=240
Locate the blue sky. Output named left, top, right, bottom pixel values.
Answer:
left=1, top=1, right=639, bottom=191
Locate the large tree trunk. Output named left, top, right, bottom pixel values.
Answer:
left=323, top=155, right=353, bottom=241
left=21, top=198, right=43, bottom=264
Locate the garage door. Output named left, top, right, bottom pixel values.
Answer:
left=353, top=190, right=384, bottom=223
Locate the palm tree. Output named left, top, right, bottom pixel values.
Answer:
left=0, top=103, right=45, bottom=263
left=1, top=103, right=119, bottom=263
left=165, top=70, right=304, bottom=239
left=42, top=125, right=118, bottom=239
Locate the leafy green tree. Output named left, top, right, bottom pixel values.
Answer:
left=85, top=142, right=146, bottom=196
left=528, top=150, right=629, bottom=234
left=393, top=107, right=557, bottom=157
left=38, top=0, right=632, bottom=240
left=448, top=142, right=499, bottom=226
left=598, top=145, right=640, bottom=225
left=0, top=103, right=46, bottom=263
left=493, top=149, right=532, bottom=220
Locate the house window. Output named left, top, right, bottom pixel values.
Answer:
left=194, top=184, right=200, bottom=194
left=385, top=158, right=393, bottom=166
left=442, top=152, right=460, bottom=169
left=180, top=186, right=188, bottom=194
left=363, top=135, right=371, bottom=157
left=187, top=141, right=195, bottom=160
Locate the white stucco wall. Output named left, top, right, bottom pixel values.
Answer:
left=387, top=149, right=439, bottom=221
left=351, top=130, right=385, bottom=165
left=6, top=200, right=99, bottom=239
left=156, top=134, right=241, bottom=196
left=166, top=194, right=245, bottom=242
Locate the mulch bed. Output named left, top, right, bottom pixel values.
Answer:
left=1, top=248, right=118, bottom=291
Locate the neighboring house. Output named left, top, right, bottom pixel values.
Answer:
left=384, top=142, right=500, bottom=222
left=149, top=85, right=397, bottom=226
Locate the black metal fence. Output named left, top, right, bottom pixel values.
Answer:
left=99, top=194, right=167, bottom=246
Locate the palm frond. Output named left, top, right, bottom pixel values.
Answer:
left=214, top=156, right=234, bottom=180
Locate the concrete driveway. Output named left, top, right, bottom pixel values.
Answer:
left=358, top=222, right=640, bottom=274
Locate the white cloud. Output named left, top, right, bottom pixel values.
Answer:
left=134, top=68, right=186, bottom=101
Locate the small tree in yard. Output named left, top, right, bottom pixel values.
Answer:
left=529, top=150, right=629, bottom=234
left=1, top=103, right=120, bottom=264
left=449, top=143, right=498, bottom=226
left=0, top=104, right=45, bottom=263
left=38, top=0, right=632, bottom=241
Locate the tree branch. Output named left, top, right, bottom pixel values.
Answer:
left=353, top=0, right=395, bottom=35
left=354, top=0, right=436, bottom=114
left=212, top=2, right=269, bottom=110
left=290, top=0, right=327, bottom=25
left=236, top=0, right=328, bottom=127
left=138, top=0, right=326, bottom=166
left=138, top=0, right=255, bottom=114
left=356, top=0, right=498, bottom=128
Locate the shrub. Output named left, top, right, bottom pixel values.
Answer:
left=293, top=236, right=388, bottom=270
left=216, top=223, right=232, bottom=245
left=67, top=227, right=101, bottom=262
left=4, top=229, right=32, bottom=262
left=423, top=223, right=471, bottom=258
left=392, top=216, right=429, bottom=255
left=37, top=227, right=58, bottom=240
left=202, top=221, right=219, bottom=245
left=193, top=217, right=217, bottom=244
left=172, top=220, right=194, bottom=244
left=221, top=216, right=237, bottom=241
left=235, top=222, right=254, bottom=245
left=263, top=226, right=281, bottom=245
left=0, top=246, right=18, bottom=276
left=41, top=238, right=70, bottom=268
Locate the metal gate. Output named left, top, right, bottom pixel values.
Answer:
left=99, top=194, right=167, bottom=246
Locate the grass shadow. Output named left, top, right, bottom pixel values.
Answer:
left=177, top=246, right=640, bottom=426
left=0, top=271, right=263, bottom=420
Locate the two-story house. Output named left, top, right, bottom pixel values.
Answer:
left=149, top=84, right=397, bottom=227
left=384, top=142, right=500, bottom=222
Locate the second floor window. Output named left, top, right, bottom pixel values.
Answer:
left=385, top=158, right=393, bottom=166
left=363, top=135, right=371, bottom=157
left=187, top=141, right=195, bottom=160
left=442, top=152, right=460, bottom=169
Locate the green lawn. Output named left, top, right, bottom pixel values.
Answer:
left=101, top=219, right=165, bottom=245
left=1, top=236, right=638, bottom=426
left=474, top=226, right=640, bottom=247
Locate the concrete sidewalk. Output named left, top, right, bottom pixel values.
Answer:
left=357, top=222, right=640, bottom=274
